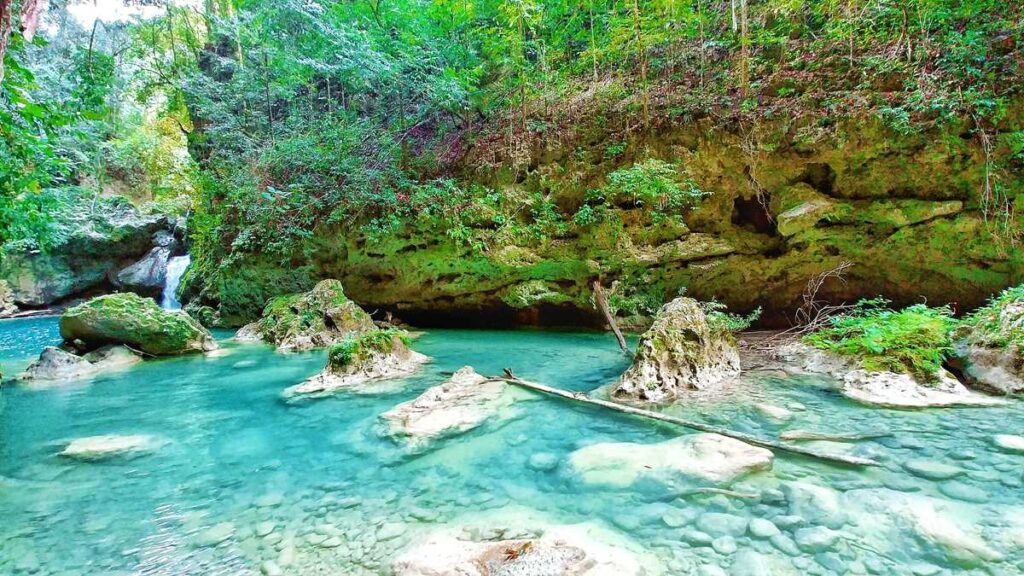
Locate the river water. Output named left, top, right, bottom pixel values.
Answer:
left=0, top=317, right=1022, bottom=575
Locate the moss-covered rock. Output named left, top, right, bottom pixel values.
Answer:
left=0, top=280, right=17, bottom=318
left=59, top=293, right=217, bottom=356
left=953, top=285, right=1024, bottom=394
left=770, top=183, right=839, bottom=237
left=282, top=328, right=429, bottom=398
left=612, top=297, right=740, bottom=403
left=235, top=279, right=375, bottom=351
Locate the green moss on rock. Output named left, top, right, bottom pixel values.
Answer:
left=60, top=293, right=217, bottom=356
left=239, top=279, right=376, bottom=350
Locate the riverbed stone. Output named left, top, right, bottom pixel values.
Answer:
left=195, top=522, right=235, bottom=547
left=527, top=452, right=559, bottom=472
left=254, top=522, right=276, bottom=537
left=783, top=482, right=846, bottom=529
left=793, top=527, right=840, bottom=552
left=903, top=460, right=964, bottom=481
left=904, top=501, right=1002, bottom=565
left=569, top=433, right=772, bottom=488
left=381, top=367, right=530, bottom=452
left=730, top=550, right=772, bottom=576
left=711, top=536, right=737, bottom=554
left=696, top=513, right=748, bottom=537
left=748, top=518, right=780, bottom=539
left=937, top=481, right=988, bottom=503
left=754, top=403, right=792, bottom=421
left=612, top=297, right=741, bottom=403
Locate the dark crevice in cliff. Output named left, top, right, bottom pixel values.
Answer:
left=731, top=196, right=777, bottom=236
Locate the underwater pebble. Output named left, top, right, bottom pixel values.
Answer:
left=255, top=493, right=283, bottom=508
left=748, top=518, right=780, bottom=538
left=681, top=530, right=714, bottom=546
left=377, top=523, right=406, bottom=541
left=769, top=533, right=801, bottom=556
left=730, top=550, right=771, bottom=576
left=318, top=536, right=342, bottom=548
left=937, top=481, right=989, bottom=503
left=662, top=510, right=690, bottom=528
left=794, top=527, right=840, bottom=552
left=527, top=452, right=559, bottom=471
left=696, top=513, right=748, bottom=537
left=255, top=522, right=275, bottom=537
left=697, top=565, right=727, bottom=576
left=194, top=522, right=235, bottom=547
left=903, top=460, right=964, bottom=481
left=711, top=536, right=737, bottom=554
left=994, top=434, right=1024, bottom=453
left=755, top=403, right=793, bottom=421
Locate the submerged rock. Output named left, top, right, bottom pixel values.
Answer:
left=59, top=434, right=162, bottom=461
left=780, top=342, right=1005, bottom=408
left=394, top=524, right=649, bottom=576
left=235, top=279, right=375, bottom=351
left=282, top=329, right=428, bottom=398
left=612, top=297, right=740, bottom=403
left=953, top=287, right=1024, bottom=395
left=993, top=434, right=1024, bottom=453
left=59, top=293, right=217, bottom=356
left=568, top=433, right=772, bottom=487
left=381, top=366, right=530, bottom=452
left=19, top=345, right=141, bottom=382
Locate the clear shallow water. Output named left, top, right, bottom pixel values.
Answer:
left=0, top=318, right=1022, bottom=575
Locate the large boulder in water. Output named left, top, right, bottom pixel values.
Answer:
left=19, top=345, right=141, bottom=382
left=235, top=279, right=375, bottom=351
left=952, top=286, right=1024, bottom=394
left=282, top=328, right=428, bottom=398
left=59, top=293, right=217, bottom=356
left=612, top=297, right=740, bottom=403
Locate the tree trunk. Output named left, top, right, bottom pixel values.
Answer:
left=592, top=280, right=630, bottom=356
left=491, top=370, right=881, bottom=468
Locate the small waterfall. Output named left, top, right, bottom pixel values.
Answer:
left=161, top=255, right=190, bottom=310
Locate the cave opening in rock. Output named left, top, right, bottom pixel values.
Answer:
left=731, top=195, right=777, bottom=235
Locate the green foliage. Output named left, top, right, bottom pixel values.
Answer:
left=804, top=300, right=955, bottom=381
left=958, top=285, right=1024, bottom=348
left=590, top=160, right=710, bottom=217
left=700, top=300, right=762, bottom=335
left=328, top=328, right=408, bottom=369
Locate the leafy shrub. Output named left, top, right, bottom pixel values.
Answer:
left=594, top=159, right=709, bottom=213
left=328, top=328, right=410, bottom=369
left=957, top=285, right=1024, bottom=348
left=699, top=300, right=762, bottom=334
left=804, top=300, right=955, bottom=381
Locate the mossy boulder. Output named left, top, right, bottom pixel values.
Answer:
left=236, top=279, right=375, bottom=351
left=59, top=293, right=217, bottom=356
left=0, top=280, right=16, bottom=318
left=612, top=297, right=740, bottom=403
left=283, top=328, right=429, bottom=398
left=954, top=285, right=1024, bottom=394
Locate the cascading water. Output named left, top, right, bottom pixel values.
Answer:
left=161, top=255, right=190, bottom=310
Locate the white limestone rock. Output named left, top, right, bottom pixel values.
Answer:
left=381, top=367, right=531, bottom=452
left=59, top=434, right=162, bottom=461
left=569, top=433, right=772, bottom=487
left=19, top=345, right=141, bottom=383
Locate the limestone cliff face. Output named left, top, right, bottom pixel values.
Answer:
left=182, top=114, right=1024, bottom=328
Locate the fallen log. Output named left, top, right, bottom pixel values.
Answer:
left=591, top=280, right=631, bottom=357
left=489, top=369, right=880, bottom=468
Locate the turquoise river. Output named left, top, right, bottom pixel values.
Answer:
left=1, top=317, right=1023, bottom=575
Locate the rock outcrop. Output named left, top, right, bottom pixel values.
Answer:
left=612, top=297, right=740, bottom=403
left=112, top=231, right=180, bottom=297
left=59, top=293, right=217, bottom=356
left=0, top=280, right=16, bottom=318
left=0, top=190, right=174, bottom=307
left=19, top=345, right=141, bottom=382
left=780, top=342, right=1006, bottom=408
left=236, top=279, right=376, bottom=351
left=59, top=434, right=162, bottom=461
left=282, top=329, right=428, bottom=398
left=568, top=433, right=773, bottom=487
left=952, top=286, right=1024, bottom=394
left=381, top=366, right=530, bottom=452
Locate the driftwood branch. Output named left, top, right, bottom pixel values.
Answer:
left=491, top=369, right=880, bottom=468
left=591, top=280, right=630, bottom=357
